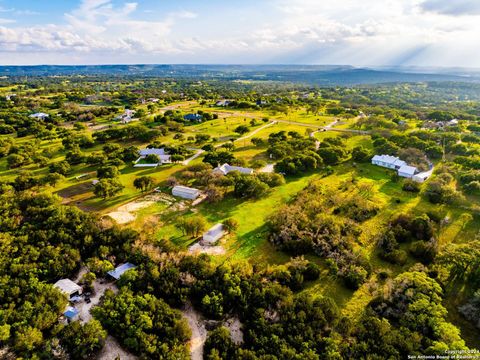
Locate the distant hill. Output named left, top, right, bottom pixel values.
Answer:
left=0, top=64, right=477, bottom=85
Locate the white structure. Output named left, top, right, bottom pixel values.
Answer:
left=216, top=100, right=231, bottom=107
left=172, top=185, right=200, bottom=200
left=447, top=119, right=459, bottom=126
left=398, top=165, right=417, bottom=178
left=412, top=168, right=434, bottom=183
left=6, top=94, right=16, bottom=101
left=213, top=163, right=254, bottom=176
left=116, top=109, right=136, bottom=124
left=372, top=155, right=419, bottom=179
left=371, top=155, right=406, bottom=170
left=54, top=279, right=82, bottom=299
left=202, top=223, right=226, bottom=245
left=107, top=263, right=136, bottom=280
left=134, top=148, right=172, bottom=167
left=29, top=112, right=49, bottom=120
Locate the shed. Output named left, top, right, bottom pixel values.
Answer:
left=54, top=279, right=82, bottom=299
left=202, top=223, right=226, bottom=245
left=172, top=185, right=200, bottom=200
left=107, top=263, right=137, bottom=280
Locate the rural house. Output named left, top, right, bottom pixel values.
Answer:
left=134, top=148, right=172, bottom=167
left=371, top=155, right=406, bottom=169
left=29, top=112, right=49, bottom=120
left=372, top=155, right=418, bottom=179
left=213, top=163, right=254, bottom=176
left=172, top=185, right=200, bottom=200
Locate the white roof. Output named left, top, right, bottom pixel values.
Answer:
left=172, top=185, right=199, bottom=195
left=372, top=155, right=406, bottom=167
left=107, top=263, right=136, bottom=280
left=140, top=148, right=166, bottom=156
left=204, top=223, right=224, bottom=237
left=214, top=163, right=254, bottom=175
left=29, top=112, right=49, bottom=118
left=54, top=279, right=81, bottom=295
left=398, top=165, right=417, bottom=176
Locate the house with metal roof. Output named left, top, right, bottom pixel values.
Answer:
left=107, top=263, right=137, bottom=280
left=213, top=163, right=254, bottom=176
left=372, top=155, right=418, bottom=179
left=371, top=155, right=406, bottom=170
left=54, top=279, right=82, bottom=299
left=202, top=223, right=226, bottom=245
left=134, top=148, right=172, bottom=167
left=172, top=185, right=200, bottom=200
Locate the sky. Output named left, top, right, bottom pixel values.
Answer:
left=0, top=0, right=479, bottom=67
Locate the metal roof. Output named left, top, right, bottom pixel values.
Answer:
left=107, top=263, right=136, bottom=280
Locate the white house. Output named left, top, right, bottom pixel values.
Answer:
left=213, top=163, right=254, bottom=176
left=215, top=100, right=231, bottom=107
left=447, top=119, right=459, bottom=126
left=6, top=94, right=16, bottom=101
left=134, top=148, right=172, bottom=167
left=398, top=165, right=418, bottom=178
left=371, top=155, right=406, bottom=170
left=172, top=185, right=200, bottom=200
left=202, top=223, right=226, bottom=245
left=29, top=112, right=49, bottom=120
left=54, top=279, right=82, bottom=299
left=116, top=109, right=136, bottom=124
left=372, top=155, right=419, bottom=179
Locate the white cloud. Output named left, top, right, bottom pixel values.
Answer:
left=420, top=0, right=480, bottom=16
left=0, top=0, right=479, bottom=66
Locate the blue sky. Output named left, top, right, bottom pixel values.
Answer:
left=0, top=0, right=480, bottom=66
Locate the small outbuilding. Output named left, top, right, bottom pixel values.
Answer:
left=202, top=224, right=226, bottom=245
left=107, top=263, right=137, bottom=280
left=54, top=279, right=82, bottom=299
left=172, top=185, right=200, bottom=200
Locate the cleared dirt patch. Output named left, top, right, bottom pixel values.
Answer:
left=224, top=317, right=244, bottom=345
left=188, top=242, right=226, bottom=255
left=97, top=336, right=138, bottom=360
left=106, top=193, right=176, bottom=224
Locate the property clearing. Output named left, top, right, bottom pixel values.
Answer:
left=106, top=193, right=176, bottom=224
